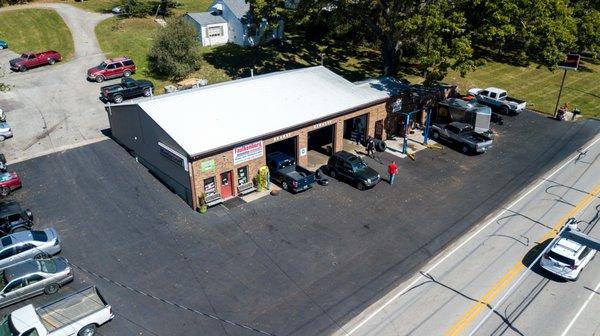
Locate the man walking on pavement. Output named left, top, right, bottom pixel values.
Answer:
left=388, top=160, right=398, bottom=185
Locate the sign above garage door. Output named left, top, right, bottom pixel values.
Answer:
left=233, top=140, right=264, bottom=165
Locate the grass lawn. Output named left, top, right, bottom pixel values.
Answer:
left=431, top=60, right=600, bottom=118
left=0, top=8, right=74, bottom=60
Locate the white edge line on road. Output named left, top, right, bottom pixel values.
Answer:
left=344, top=135, right=600, bottom=335
left=560, top=275, right=600, bottom=336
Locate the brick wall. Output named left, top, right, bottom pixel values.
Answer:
left=190, top=102, right=388, bottom=207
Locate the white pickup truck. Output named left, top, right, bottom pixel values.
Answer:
left=468, top=87, right=527, bottom=115
left=0, top=286, right=113, bottom=336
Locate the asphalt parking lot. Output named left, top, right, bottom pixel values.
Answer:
left=3, top=111, right=599, bottom=335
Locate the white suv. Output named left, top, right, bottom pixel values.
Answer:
left=540, top=237, right=596, bottom=280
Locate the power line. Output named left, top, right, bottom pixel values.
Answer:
left=70, top=263, right=276, bottom=336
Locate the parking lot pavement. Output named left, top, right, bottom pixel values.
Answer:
left=0, top=4, right=113, bottom=163
left=3, top=111, right=599, bottom=335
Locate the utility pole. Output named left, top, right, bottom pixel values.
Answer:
left=552, top=69, right=567, bottom=119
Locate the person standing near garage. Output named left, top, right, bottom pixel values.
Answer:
left=388, top=161, right=398, bottom=185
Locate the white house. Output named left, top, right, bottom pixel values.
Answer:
left=185, top=0, right=284, bottom=47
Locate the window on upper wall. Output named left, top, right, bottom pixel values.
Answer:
left=237, top=166, right=249, bottom=185
left=207, top=26, right=223, bottom=37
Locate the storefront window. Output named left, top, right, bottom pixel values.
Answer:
left=237, top=166, right=249, bottom=185
left=204, top=177, right=216, bottom=195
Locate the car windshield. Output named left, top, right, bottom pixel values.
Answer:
left=0, top=237, right=11, bottom=247
left=0, top=315, right=18, bottom=336
left=548, top=250, right=575, bottom=266
left=349, top=157, right=368, bottom=171
left=0, top=173, right=11, bottom=182
left=98, top=62, right=108, bottom=69
left=37, top=259, right=57, bottom=273
left=31, top=231, right=47, bottom=242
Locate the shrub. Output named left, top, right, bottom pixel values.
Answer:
left=148, top=17, right=202, bottom=80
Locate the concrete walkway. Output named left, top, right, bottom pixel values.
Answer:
left=0, top=3, right=113, bottom=163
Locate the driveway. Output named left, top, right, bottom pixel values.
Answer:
left=4, top=112, right=599, bottom=335
left=0, top=3, right=113, bottom=163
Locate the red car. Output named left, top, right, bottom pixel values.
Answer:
left=9, top=51, right=61, bottom=72
left=0, top=171, right=21, bottom=196
left=87, top=56, right=136, bottom=83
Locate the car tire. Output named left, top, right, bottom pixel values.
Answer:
left=78, top=324, right=97, bottom=336
left=501, top=106, right=509, bottom=115
left=95, top=75, right=105, bottom=83
left=0, top=187, right=10, bottom=196
left=143, top=88, right=152, bottom=97
left=0, top=135, right=5, bottom=142
left=34, top=253, right=48, bottom=259
left=123, top=70, right=131, bottom=77
left=19, top=66, right=26, bottom=72
left=356, top=182, right=366, bottom=190
left=48, top=58, right=56, bottom=65
left=461, top=145, right=470, bottom=154
left=44, top=283, right=60, bottom=295
left=113, top=94, right=123, bottom=103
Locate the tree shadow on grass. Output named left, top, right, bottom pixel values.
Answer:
left=202, top=32, right=383, bottom=81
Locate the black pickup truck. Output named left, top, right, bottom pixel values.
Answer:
left=0, top=200, right=33, bottom=236
left=101, top=78, right=154, bottom=103
left=267, top=152, right=316, bottom=193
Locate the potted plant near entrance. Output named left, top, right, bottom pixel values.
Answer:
left=198, top=193, right=208, bottom=214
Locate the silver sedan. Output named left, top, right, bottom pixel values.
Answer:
left=0, top=228, right=61, bottom=270
left=0, top=257, right=73, bottom=308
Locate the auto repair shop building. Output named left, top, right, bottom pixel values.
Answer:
left=106, top=66, right=389, bottom=209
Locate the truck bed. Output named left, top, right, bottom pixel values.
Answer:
left=37, top=287, right=106, bottom=332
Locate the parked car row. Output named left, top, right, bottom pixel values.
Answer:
left=0, top=197, right=114, bottom=335
left=0, top=155, right=113, bottom=335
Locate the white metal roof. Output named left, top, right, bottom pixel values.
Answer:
left=135, top=66, right=389, bottom=157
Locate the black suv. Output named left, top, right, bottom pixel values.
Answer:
left=0, top=200, right=33, bottom=236
left=324, top=151, right=381, bottom=190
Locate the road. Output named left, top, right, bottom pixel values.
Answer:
left=336, top=134, right=600, bottom=336
left=0, top=3, right=113, bottom=163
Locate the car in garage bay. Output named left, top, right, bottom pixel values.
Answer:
left=0, top=257, right=73, bottom=308
left=540, top=237, right=596, bottom=280
left=324, top=151, right=380, bottom=190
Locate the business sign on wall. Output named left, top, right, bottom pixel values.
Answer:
left=200, top=159, right=216, bottom=172
left=233, top=141, right=264, bottom=165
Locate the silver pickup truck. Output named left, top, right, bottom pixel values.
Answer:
left=468, top=87, right=526, bottom=115
left=430, top=122, right=493, bottom=154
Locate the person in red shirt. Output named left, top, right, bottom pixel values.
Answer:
left=388, top=161, right=398, bottom=185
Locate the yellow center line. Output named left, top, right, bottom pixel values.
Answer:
left=444, top=182, right=600, bottom=336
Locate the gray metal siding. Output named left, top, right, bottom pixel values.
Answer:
left=107, top=105, right=194, bottom=205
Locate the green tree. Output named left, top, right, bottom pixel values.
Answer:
left=572, top=0, right=600, bottom=53
left=148, top=17, right=202, bottom=80
left=290, top=0, right=474, bottom=81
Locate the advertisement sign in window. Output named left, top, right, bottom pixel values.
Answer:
left=237, top=166, right=248, bottom=185
left=233, top=141, right=263, bottom=165
left=204, top=177, right=216, bottom=195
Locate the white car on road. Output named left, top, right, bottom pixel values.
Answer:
left=540, top=237, right=596, bottom=280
